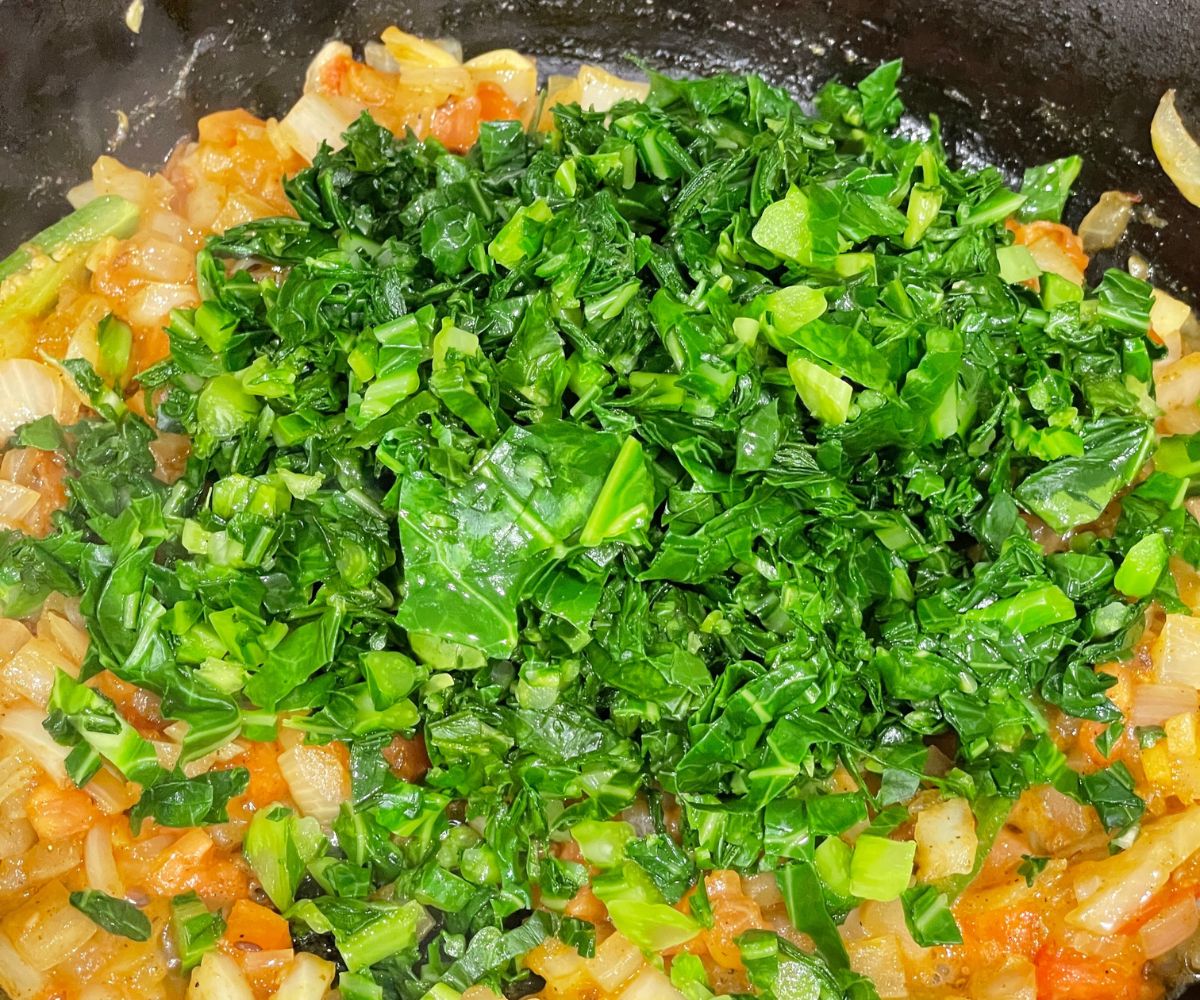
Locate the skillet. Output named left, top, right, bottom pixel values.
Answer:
left=1, top=0, right=1200, bottom=995
left=1, top=0, right=1199, bottom=291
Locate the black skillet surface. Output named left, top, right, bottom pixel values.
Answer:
left=2, top=0, right=1200, bottom=292
left=2, top=0, right=1200, bottom=995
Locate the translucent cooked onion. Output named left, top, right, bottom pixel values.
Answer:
left=1154, top=613, right=1200, bottom=686
left=84, top=822, right=123, bottom=897
left=0, top=707, right=70, bottom=785
left=1068, top=806, right=1200, bottom=933
left=1152, top=89, right=1200, bottom=207
left=302, top=40, right=353, bottom=95
left=277, top=745, right=350, bottom=825
left=1155, top=353, right=1200, bottom=435
left=381, top=26, right=462, bottom=68
left=268, top=953, right=335, bottom=1000
left=0, top=479, right=39, bottom=528
left=576, top=65, right=650, bottom=113
left=1026, top=235, right=1085, bottom=286
left=0, top=360, right=76, bottom=448
left=189, top=950, right=254, bottom=1000
left=1153, top=288, right=1194, bottom=338
left=743, top=871, right=784, bottom=909
left=464, top=49, right=538, bottom=109
left=1140, top=894, right=1199, bottom=958
left=277, top=93, right=365, bottom=163
left=363, top=40, right=400, bottom=74
left=0, top=927, right=44, bottom=1000
left=125, top=281, right=199, bottom=330
left=1078, top=191, right=1138, bottom=255
left=65, top=180, right=98, bottom=210
left=1131, top=682, right=1200, bottom=725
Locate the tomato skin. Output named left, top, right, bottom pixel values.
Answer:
left=222, top=898, right=292, bottom=952
left=476, top=81, right=519, bottom=122
left=429, top=94, right=482, bottom=152
left=1035, top=942, right=1143, bottom=1000
left=1006, top=218, right=1091, bottom=272
left=383, top=732, right=431, bottom=782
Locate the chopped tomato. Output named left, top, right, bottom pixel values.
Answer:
left=476, top=81, right=519, bottom=123
left=91, top=670, right=166, bottom=738
left=679, top=871, right=767, bottom=971
left=1006, top=218, right=1090, bottom=273
left=430, top=94, right=482, bottom=152
left=25, top=781, right=101, bottom=841
left=382, top=732, right=431, bottom=782
left=563, top=884, right=608, bottom=925
left=147, top=828, right=251, bottom=904
left=958, top=899, right=1050, bottom=966
left=1035, top=940, right=1143, bottom=1000
left=223, top=740, right=291, bottom=822
left=222, top=899, right=292, bottom=952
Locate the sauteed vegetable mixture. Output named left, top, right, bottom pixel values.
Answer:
left=3, top=27, right=1200, bottom=1000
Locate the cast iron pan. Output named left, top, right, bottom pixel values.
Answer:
left=3, top=0, right=1200, bottom=994
left=2, top=0, right=1200, bottom=292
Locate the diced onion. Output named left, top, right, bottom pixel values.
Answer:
left=84, top=761, right=139, bottom=814
left=846, top=935, right=908, bottom=999
left=277, top=745, right=349, bottom=825
left=362, top=41, right=400, bottom=74
left=277, top=93, right=365, bottom=163
left=464, top=49, right=538, bottom=110
left=617, top=966, right=686, bottom=1000
left=381, top=26, right=462, bottom=68
left=0, top=636, right=74, bottom=707
left=189, top=950, right=255, bottom=1000
left=303, top=40, right=353, bottom=94
left=43, top=611, right=89, bottom=667
left=525, top=937, right=587, bottom=981
left=125, top=281, right=199, bottom=330
left=84, top=822, right=124, bottom=897
left=1026, top=235, right=1085, bottom=286
left=1154, top=614, right=1200, bottom=687
left=11, top=880, right=98, bottom=971
left=1068, top=806, right=1200, bottom=932
left=268, top=953, right=333, bottom=1000
left=1155, top=352, right=1200, bottom=435
left=586, top=932, right=644, bottom=991
left=0, top=707, right=70, bottom=784
left=0, top=928, right=44, bottom=1000
left=1131, top=682, right=1200, bottom=726
left=1151, top=89, right=1200, bottom=207
left=576, top=66, right=650, bottom=113
left=1153, top=288, right=1194, bottom=338
left=1077, top=191, right=1137, bottom=255
left=1139, top=893, right=1199, bottom=958
left=971, top=956, right=1037, bottom=1000
left=0, top=618, right=32, bottom=661
left=0, top=360, right=77, bottom=449
left=0, top=479, right=39, bottom=528
left=743, top=871, right=784, bottom=909
left=914, top=796, right=977, bottom=881
left=65, top=180, right=98, bottom=210
left=0, top=817, right=36, bottom=859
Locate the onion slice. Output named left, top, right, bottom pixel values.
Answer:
left=1152, top=89, right=1200, bottom=207
left=1078, top=191, right=1138, bottom=254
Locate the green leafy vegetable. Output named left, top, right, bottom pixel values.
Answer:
left=2, top=53, right=1175, bottom=999
left=69, top=890, right=152, bottom=942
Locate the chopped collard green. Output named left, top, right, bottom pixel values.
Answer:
left=5, top=59, right=1188, bottom=997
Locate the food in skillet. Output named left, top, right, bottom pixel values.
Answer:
left=3, top=25, right=1200, bottom=1000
